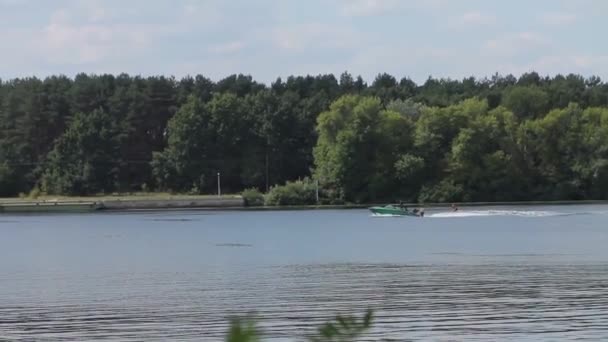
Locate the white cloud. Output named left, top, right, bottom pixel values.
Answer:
left=484, top=32, right=549, bottom=56
left=573, top=55, right=608, bottom=69
left=37, top=9, right=155, bottom=64
left=180, top=0, right=223, bottom=26
left=452, top=11, right=497, bottom=27
left=209, top=41, right=246, bottom=54
left=338, top=0, right=452, bottom=17
left=0, top=0, right=26, bottom=6
left=82, top=1, right=107, bottom=22
left=272, top=23, right=358, bottom=51
left=1, top=0, right=608, bottom=84
left=339, top=0, right=399, bottom=17
left=416, top=0, right=451, bottom=10
left=352, top=45, right=452, bottom=65
left=536, top=55, right=608, bottom=71
left=540, top=12, right=577, bottom=26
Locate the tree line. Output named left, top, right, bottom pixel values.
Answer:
left=1, top=71, right=607, bottom=202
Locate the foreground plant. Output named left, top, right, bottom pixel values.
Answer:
left=308, top=309, right=374, bottom=342
left=226, top=316, right=261, bottom=342
left=225, top=309, right=374, bottom=342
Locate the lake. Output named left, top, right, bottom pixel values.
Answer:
left=1, top=205, right=608, bottom=341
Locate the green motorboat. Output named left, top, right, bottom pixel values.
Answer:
left=369, top=204, right=424, bottom=217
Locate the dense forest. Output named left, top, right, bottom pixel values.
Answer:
left=1, top=71, right=607, bottom=202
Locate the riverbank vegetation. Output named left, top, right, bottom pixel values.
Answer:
left=1, top=72, right=607, bottom=203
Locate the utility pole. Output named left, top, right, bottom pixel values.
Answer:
left=217, top=172, right=221, bottom=197
left=265, top=151, right=269, bottom=192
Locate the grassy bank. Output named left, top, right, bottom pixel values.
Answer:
left=0, top=192, right=241, bottom=203
left=0, top=193, right=244, bottom=213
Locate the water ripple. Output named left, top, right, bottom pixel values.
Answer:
left=1, top=263, right=607, bottom=341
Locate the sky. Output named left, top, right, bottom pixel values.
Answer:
left=1, top=0, right=607, bottom=84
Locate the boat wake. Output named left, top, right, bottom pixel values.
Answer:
left=369, top=208, right=608, bottom=218
left=428, top=210, right=593, bottom=218
left=370, top=213, right=411, bottom=218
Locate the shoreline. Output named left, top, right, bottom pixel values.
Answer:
left=0, top=195, right=244, bottom=213
left=1, top=195, right=608, bottom=214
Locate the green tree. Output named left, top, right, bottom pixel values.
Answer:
left=386, top=98, right=425, bottom=118
left=580, top=107, right=608, bottom=198
left=41, top=109, right=120, bottom=195
left=502, top=85, right=549, bottom=118
left=1, top=71, right=608, bottom=200
left=413, top=98, right=485, bottom=196
left=151, top=96, right=210, bottom=192
left=0, top=158, right=19, bottom=196
left=447, top=106, right=527, bottom=201
left=367, top=73, right=400, bottom=105
left=247, top=90, right=306, bottom=190
left=314, top=95, right=415, bottom=202
left=0, top=77, right=73, bottom=194
left=103, top=76, right=178, bottom=191
left=518, top=104, right=608, bottom=199
left=152, top=93, right=256, bottom=193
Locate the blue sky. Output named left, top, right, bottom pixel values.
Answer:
left=1, top=0, right=606, bottom=84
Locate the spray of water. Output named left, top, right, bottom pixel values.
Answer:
left=370, top=209, right=608, bottom=218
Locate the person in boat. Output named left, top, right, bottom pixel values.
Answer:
left=399, top=201, right=408, bottom=211
left=451, top=203, right=459, bottom=212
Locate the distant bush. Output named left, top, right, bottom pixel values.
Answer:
left=242, top=188, right=264, bottom=207
left=265, top=178, right=317, bottom=206
left=28, top=186, right=42, bottom=199
left=318, top=187, right=345, bottom=205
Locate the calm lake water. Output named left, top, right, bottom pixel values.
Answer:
left=1, top=205, right=608, bottom=341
